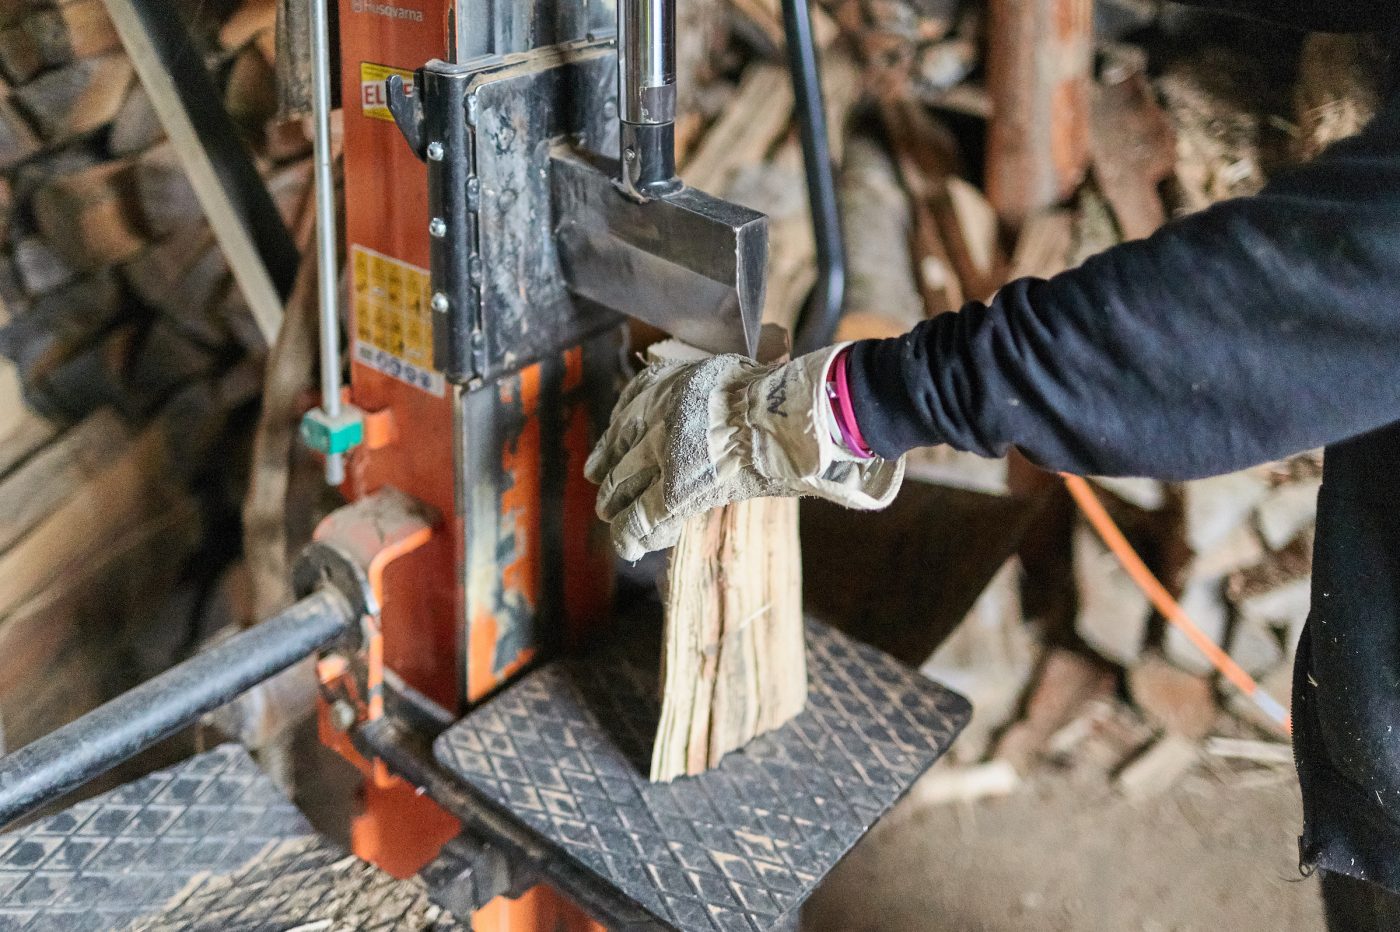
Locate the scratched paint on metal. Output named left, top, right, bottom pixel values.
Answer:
left=460, top=331, right=623, bottom=701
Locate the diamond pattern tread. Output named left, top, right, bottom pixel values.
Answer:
left=0, top=744, right=313, bottom=932
left=434, top=619, right=971, bottom=931
left=127, top=836, right=462, bottom=931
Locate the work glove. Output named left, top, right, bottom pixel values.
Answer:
left=586, top=342, right=905, bottom=561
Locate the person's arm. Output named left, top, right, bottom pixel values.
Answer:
left=847, top=93, right=1400, bottom=481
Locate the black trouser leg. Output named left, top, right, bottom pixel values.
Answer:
left=1321, top=870, right=1400, bottom=930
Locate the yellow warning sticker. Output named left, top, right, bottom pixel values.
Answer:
left=351, top=245, right=444, bottom=396
left=359, top=62, right=414, bottom=122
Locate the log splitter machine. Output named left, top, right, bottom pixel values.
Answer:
left=0, top=0, right=970, bottom=928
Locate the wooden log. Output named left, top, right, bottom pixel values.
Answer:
left=1006, top=208, right=1073, bottom=281
left=13, top=52, right=135, bottom=143
left=0, top=90, right=39, bottom=171
left=1090, top=64, right=1176, bottom=241
left=108, top=80, right=163, bottom=156
left=122, top=223, right=230, bottom=337
left=650, top=333, right=806, bottom=782
left=880, top=99, right=963, bottom=315
left=0, top=494, right=199, bottom=751
left=11, top=234, right=77, bottom=295
left=0, top=270, right=122, bottom=383
left=0, top=420, right=174, bottom=616
left=652, top=494, right=806, bottom=781
left=19, top=0, right=120, bottom=72
left=1294, top=33, right=1383, bottom=163
left=26, top=320, right=137, bottom=420
left=0, top=407, right=130, bottom=555
left=264, top=155, right=313, bottom=227
left=0, top=409, right=57, bottom=479
left=0, top=22, right=42, bottom=84
left=219, top=0, right=276, bottom=51
left=32, top=157, right=146, bottom=268
left=133, top=139, right=202, bottom=237
left=985, top=0, right=1093, bottom=227
left=835, top=134, right=924, bottom=341
left=224, top=41, right=278, bottom=131
left=681, top=64, right=794, bottom=195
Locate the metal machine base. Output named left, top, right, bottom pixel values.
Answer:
left=0, top=745, right=460, bottom=932
left=434, top=619, right=971, bottom=931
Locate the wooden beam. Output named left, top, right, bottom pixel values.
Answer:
left=100, top=0, right=296, bottom=344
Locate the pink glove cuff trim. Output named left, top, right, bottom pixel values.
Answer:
left=830, top=348, right=875, bottom=460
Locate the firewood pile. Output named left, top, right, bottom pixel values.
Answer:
left=677, top=0, right=1385, bottom=788
left=0, top=0, right=306, bottom=752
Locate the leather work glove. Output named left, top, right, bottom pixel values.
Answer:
left=585, top=342, right=905, bottom=561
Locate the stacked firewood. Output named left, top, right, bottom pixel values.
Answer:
left=0, top=0, right=308, bottom=752
left=673, top=2, right=1385, bottom=780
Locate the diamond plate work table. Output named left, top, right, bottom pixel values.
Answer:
left=434, top=619, right=971, bottom=931
left=0, top=744, right=461, bottom=931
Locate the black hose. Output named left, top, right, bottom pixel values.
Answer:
left=0, top=589, right=355, bottom=828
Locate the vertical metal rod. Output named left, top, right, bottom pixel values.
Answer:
left=310, top=0, right=344, bottom=485
left=617, top=0, right=678, bottom=196
left=784, top=0, right=847, bottom=354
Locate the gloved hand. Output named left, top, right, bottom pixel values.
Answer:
left=585, top=342, right=905, bottom=560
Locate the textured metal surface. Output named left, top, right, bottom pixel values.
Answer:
left=434, top=619, right=971, bottom=931
left=417, top=41, right=621, bottom=385
left=0, top=745, right=312, bottom=931
left=130, top=836, right=462, bottom=931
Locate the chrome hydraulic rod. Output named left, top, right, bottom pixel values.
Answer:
left=618, top=0, right=678, bottom=196
left=310, top=0, right=344, bottom=484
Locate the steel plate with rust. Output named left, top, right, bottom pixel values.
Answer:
left=433, top=619, right=971, bottom=931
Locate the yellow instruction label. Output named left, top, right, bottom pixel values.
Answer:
left=359, top=62, right=415, bottom=122
left=351, top=245, right=444, bottom=396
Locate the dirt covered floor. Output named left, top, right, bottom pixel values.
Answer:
left=804, top=746, right=1322, bottom=930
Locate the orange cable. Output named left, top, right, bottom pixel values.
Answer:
left=1061, top=473, right=1292, bottom=735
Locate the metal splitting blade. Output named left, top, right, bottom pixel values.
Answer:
left=552, top=148, right=768, bottom=358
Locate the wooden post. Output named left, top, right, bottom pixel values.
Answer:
left=985, top=0, right=1093, bottom=227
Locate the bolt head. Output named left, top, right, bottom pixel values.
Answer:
left=429, top=217, right=447, bottom=238
left=427, top=141, right=445, bottom=161
left=431, top=292, right=450, bottom=313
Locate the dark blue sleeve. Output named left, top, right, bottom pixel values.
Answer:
left=846, top=93, right=1400, bottom=481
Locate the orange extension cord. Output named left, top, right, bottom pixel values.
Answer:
left=1061, top=474, right=1292, bottom=736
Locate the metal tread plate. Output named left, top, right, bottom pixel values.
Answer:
left=434, top=618, right=971, bottom=931
left=0, top=744, right=312, bottom=932
left=128, top=836, right=462, bottom=932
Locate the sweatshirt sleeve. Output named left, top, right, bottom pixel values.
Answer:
left=846, top=94, right=1400, bottom=481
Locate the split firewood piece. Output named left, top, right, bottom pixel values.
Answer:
left=1089, top=58, right=1177, bottom=242
left=879, top=99, right=963, bottom=315
left=681, top=64, right=793, bottom=195
left=32, top=158, right=146, bottom=269
left=835, top=135, right=925, bottom=341
left=651, top=328, right=807, bottom=783
left=13, top=52, right=134, bottom=144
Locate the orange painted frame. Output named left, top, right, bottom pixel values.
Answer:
left=334, top=3, right=608, bottom=928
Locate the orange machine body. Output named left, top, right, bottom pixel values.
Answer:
left=334, top=2, right=614, bottom=926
